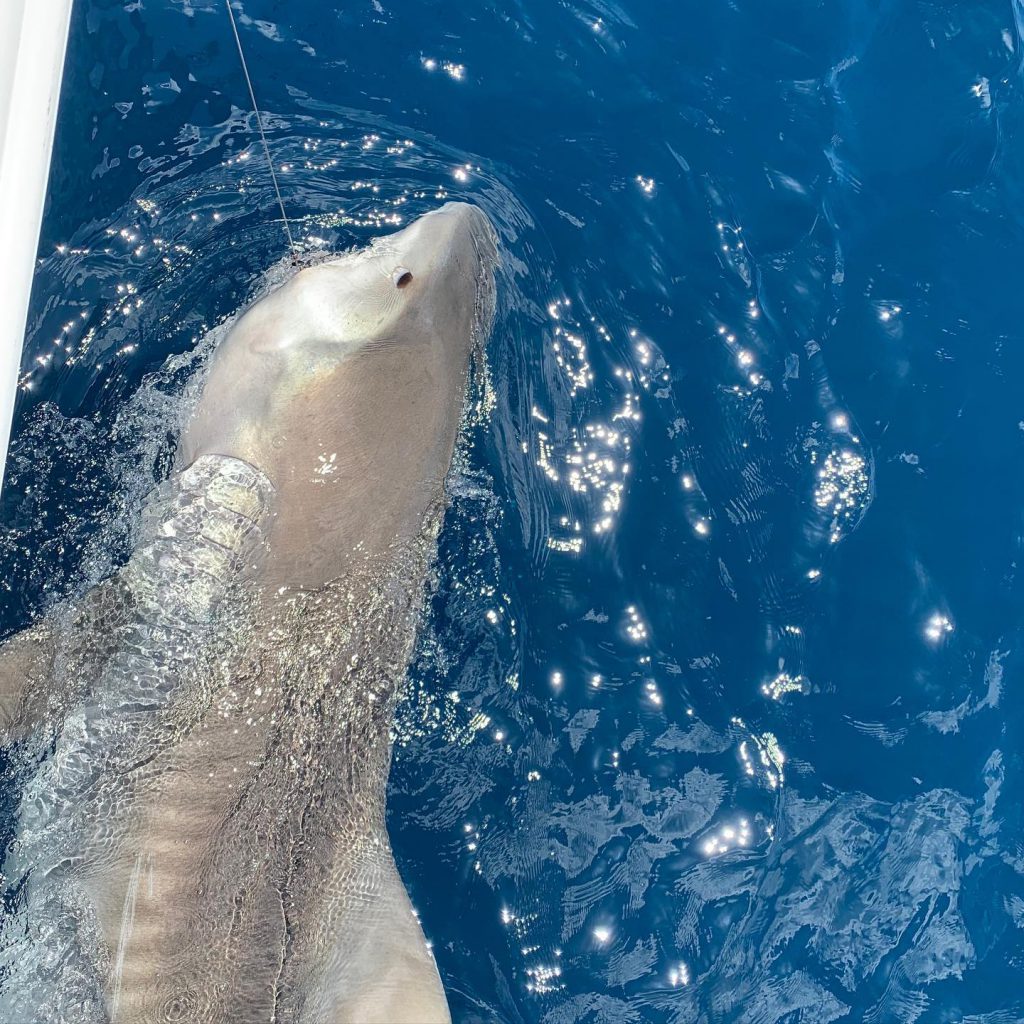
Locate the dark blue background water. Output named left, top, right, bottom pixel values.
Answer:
left=3, top=1, right=1024, bottom=1021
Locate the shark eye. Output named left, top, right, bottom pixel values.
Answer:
left=393, top=267, right=413, bottom=289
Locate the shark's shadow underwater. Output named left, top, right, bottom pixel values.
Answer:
left=0, top=202, right=497, bottom=1024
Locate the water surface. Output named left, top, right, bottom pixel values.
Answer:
left=3, top=1, right=1024, bottom=1021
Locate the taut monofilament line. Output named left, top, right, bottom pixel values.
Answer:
left=224, top=0, right=298, bottom=260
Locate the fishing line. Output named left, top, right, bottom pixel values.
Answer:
left=224, top=0, right=298, bottom=259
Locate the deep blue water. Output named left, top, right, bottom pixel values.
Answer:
left=3, top=0, right=1024, bottom=1021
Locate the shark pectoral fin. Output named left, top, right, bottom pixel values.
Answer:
left=295, top=853, right=452, bottom=1024
left=0, top=575, right=133, bottom=744
left=0, top=620, right=56, bottom=740
left=343, top=870, right=453, bottom=1024
left=336, top=940, right=452, bottom=1024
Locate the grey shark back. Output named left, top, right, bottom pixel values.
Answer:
left=0, top=202, right=498, bottom=1023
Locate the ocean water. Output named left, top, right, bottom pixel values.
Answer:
left=2, top=1, right=1024, bottom=1021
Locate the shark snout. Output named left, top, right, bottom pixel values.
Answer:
left=426, top=201, right=498, bottom=264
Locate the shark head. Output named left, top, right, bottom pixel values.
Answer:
left=179, top=202, right=498, bottom=585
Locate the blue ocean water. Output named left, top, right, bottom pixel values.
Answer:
left=2, top=0, right=1024, bottom=1021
